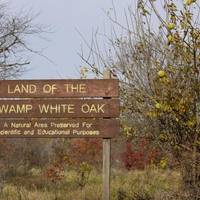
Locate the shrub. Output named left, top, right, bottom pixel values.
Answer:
left=121, top=138, right=159, bottom=170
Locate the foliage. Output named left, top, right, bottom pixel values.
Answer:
left=80, top=0, right=200, bottom=197
left=43, top=139, right=100, bottom=194
left=68, top=138, right=102, bottom=168
left=0, top=168, right=182, bottom=200
left=76, top=162, right=93, bottom=189
left=44, top=161, right=65, bottom=183
left=121, top=138, right=159, bottom=170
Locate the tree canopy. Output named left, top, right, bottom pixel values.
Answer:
left=81, top=0, right=200, bottom=198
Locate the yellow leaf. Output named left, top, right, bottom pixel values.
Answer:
left=157, top=70, right=166, bottom=78
left=167, top=23, right=175, bottom=30
left=167, top=35, right=174, bottom=43
left=155, top=102, right=162, bottom=109
left=184, top=0, right=195, bottom=6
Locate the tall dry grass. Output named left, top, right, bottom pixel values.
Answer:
left=0, top=167, right=187, bottom=200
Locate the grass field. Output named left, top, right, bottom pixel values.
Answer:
left=0, top=167, right=184, bottom=200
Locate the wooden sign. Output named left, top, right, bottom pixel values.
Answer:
left=0, top=99, right=119, bottom=118
left=0, top=119, right=119, bottom=138
left=0, top=73, right=119, bottom=200
left=0, top=79, right=118, bottom=98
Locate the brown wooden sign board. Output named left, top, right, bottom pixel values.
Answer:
left=0, top=99, right=119, bottom=118
left=0, top=74, right=119, bottom=200
left=0, top=79, right=118, bottom=98
left=0, top=119, right=119, bottom=138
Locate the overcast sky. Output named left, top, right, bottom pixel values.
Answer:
left=8, top=0, right=132, bottom=79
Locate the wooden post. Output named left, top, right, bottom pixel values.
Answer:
left=103, top=69, right=111, bottom=200
left=103, top=139, right=111, bottom=200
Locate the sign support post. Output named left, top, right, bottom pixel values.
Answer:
left=103, top=69, right=112, bottom=200
left=103, top=138, right=111, bottom=200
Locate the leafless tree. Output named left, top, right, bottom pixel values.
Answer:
left=0, top=2, right=43, bottom=79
